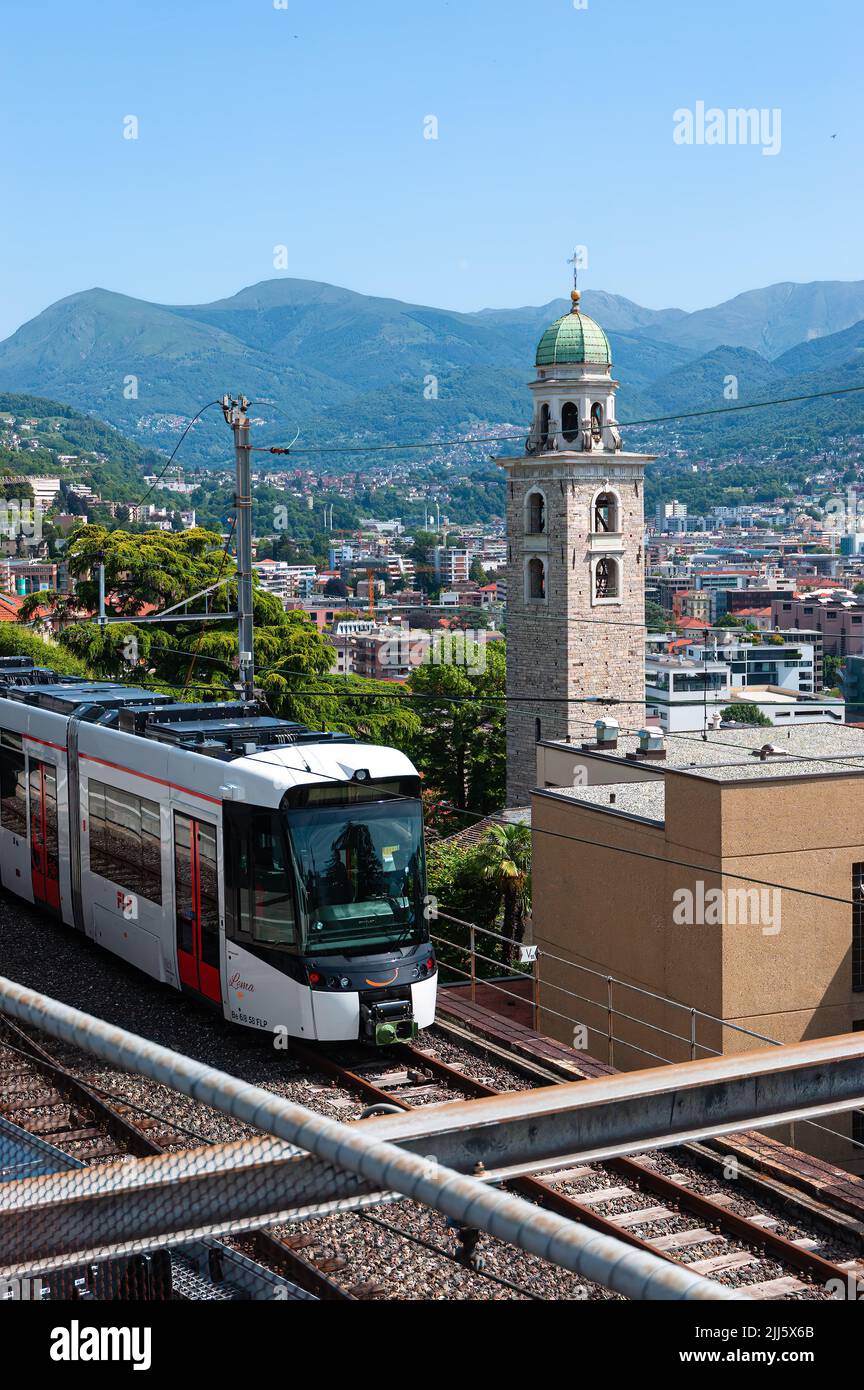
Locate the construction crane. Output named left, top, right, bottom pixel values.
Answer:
left=367, top=566, right=376, bottom=621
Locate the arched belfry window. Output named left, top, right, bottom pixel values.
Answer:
left=591, top=403, right=603, bottom=444
left=526, top=490, right=545, bottom=535
left=561, top=402, right=579, bottom=443
left=593, top=490, right=619, bottom=534
left=539, top=403, right=550, bottom=447
left=527, top=556, right=546, bottom=601
left=595, top=556, right=620, bottom=600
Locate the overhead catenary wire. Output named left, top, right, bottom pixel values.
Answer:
left=249, top=379, right=864, bottom=457
left=237, top=738, right=864, bottom=913
left=62, top=385, right=864, bottom=911
left=133, top=400, right=222, bottom=509
left=101, top=663, right=864, bottom=911
left=182, top=515, right=237, bottom=692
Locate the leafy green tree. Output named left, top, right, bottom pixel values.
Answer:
left=0, top=624, right=91, bottom=677
left=16, top=590, right=80, bottom=627
left=823, top=654, right=844, bottom=689
left=469, top=556, right=488, bottom=585
left=426, top=839, right=500, bottom=932
left=407, top=530, right=439, bottom=594
left=409, top=641, right=505, bottom=812
left=645, top=598, right=667, bottom=631
left=720, top=703, right=772, bottom=726
left=14, top=524, right=423, bottom=749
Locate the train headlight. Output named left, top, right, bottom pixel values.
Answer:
left=339, top=976, right=350, bottom=990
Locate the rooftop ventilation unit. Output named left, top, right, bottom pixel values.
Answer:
left=626, top=727, right=667, bottom=762
left=753, top=743, right=786, bottom=761
left=591, top=717, right=620, bottom=750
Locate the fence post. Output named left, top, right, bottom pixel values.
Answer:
left=532, top=950, right=541, bottom=1032
left=607, top=976, right=614, bottom=1068
left=690, top=1008, right=697, bottom=1061
left=469, top=924, right=476, bottom=1004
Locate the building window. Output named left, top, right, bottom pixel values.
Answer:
left=593, top=491, right=619, bottom=534
left=0, top=730, right=27, bottom=838
left=526, top=490, right=546, bottom=535
left=88, top=780, right=163, bottom=905
left=527, top=556, right=546, bottom=601
left=854, top=863, right=864, bottom=994
left=591, top=402, right=603, bottom=443
left=595, top=556, right=620, bottom=600
left=539, top=403, right=550, bottom=447
left=561, top=402, right=579, bottom=443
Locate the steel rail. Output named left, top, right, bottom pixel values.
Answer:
left=0, top=1016, right=355, bottom=1302
left=399, top=1043, right=858, bottom=1291
left=305, top=1039, right=857, bottom=1290
left=0, top=1015, right=158, bottom=1160
left=0, top=978, right=737, bottom=1300
left=266, top=1040, right=699, bottom=1279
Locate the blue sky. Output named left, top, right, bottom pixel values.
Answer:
left=0, top=0, right=861, bottom=338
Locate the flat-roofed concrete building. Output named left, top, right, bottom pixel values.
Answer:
left=531, top=723, right=864, bottom=1171
left=773, top=595, right=864, bottom=657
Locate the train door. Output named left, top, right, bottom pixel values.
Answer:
left=173, top=812, right=221, bottom=1003
left=29, top=758, right=60, bottom=913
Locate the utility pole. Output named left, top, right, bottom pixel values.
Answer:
left=223, top=395, right=255, bottom=703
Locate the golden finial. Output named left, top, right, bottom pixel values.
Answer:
left=571, top=288, right=581, bottom=310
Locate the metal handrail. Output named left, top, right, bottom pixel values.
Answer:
left=433, top=909, right=864, bottom=1151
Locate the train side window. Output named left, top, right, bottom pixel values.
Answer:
left=249, top=812, right=296, bottom=946
left=196, top=820, right=221, bottom=969
left=227, top=807, right=296, bottom=948
left=0, top=730, right=27, bottom=838
left=88, top=779, right=163, bottom=906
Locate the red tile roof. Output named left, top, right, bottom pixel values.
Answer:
left=0, top=593, right=24, bottom=622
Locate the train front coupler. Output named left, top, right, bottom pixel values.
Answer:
left=361, top=997, right=418, bottom=1046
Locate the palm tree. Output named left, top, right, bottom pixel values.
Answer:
left=477, top=823, right=532, bottom=965
left=16, top=589, right=80, bottom=630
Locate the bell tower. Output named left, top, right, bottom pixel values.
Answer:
left=499, top=282, right=655, bottom=806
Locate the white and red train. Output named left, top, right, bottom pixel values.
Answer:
left=0, top=657, right=436, bottom=1044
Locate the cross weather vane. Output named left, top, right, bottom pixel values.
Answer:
left=567, top=248, right=582, bottom=293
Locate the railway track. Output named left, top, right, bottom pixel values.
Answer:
left=5, top=999, right=864, bottom=1300
left=292, top=1032, right=864, bottom=1300
left=0, top=1014, right=365, bottom=1302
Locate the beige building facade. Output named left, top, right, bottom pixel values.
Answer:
left=530, top=724, right=864, bottom=1171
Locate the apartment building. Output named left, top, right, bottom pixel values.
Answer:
left=643, top=636, right=837, bottom=731
left=772, top=596, right=864, bottom=658
left=530, top=723, right=864, bottom=1171
left=253, top=560, right=317, bottom=602
left=433, top=547, right=472, bottom=586
left=0, top=559, right=58, bottom=595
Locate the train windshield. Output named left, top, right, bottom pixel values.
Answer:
left=284, top=798, right=426, bottom=955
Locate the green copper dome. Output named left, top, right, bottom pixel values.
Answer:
left=535, top=297, right=612, bottom=368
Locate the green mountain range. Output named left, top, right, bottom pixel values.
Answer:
left=0, top=278, right=863, bottom=469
